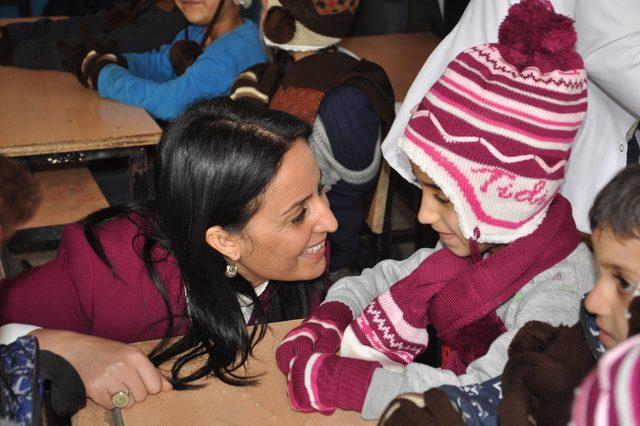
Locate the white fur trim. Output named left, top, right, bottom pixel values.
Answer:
left=230, top=86, right=269, bottom=103
left=399, top=136, right=551, bottom=244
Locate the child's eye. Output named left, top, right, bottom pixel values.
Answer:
left=433, top=192, right=450, bottom=205
left=615, top=275, right=637, bottom=293
left=291, top=207, right=308, bottom=224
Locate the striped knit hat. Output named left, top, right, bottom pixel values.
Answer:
left=262, top=0, right=359, bottom=52
left=399, top=0, right=587, bottom=244
left=572, top=334, right=640, bottom=426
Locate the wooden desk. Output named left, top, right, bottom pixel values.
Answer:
left=73, top=320, right=371, bottom=425
left=341, top=32, right=440, bottom=103
left=0, top=66, right=161, bottom=199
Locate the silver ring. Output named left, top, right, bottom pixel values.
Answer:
left=111, top=390, right=130, bottom=408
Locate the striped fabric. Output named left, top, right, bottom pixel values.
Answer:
left=399, top=0, right=588, bottom=244
left=263, top=0, right=358, bottom=52
left=572, top=334, right=640, bottom=426
left=287, top=351, right=380, bottom=414
left=275, top=300, right=353, bottom=375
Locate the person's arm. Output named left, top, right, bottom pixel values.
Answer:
left=574, top=0, right=640, bottom=116
left=98, top=29, right=264, bottom=121
left=360, top=250, right=592, bottom=419
left=32, top=329, right=172, bottom=409
left=0, top=224, right=94, bottom=333
left=120, top=42, right=176, bottom=81
left=323, top=248, right=433, bottom=318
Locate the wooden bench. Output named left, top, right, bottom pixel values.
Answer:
left=16, top=167, right=109, bottom=231
left=0, top=167, right=109, bottom=279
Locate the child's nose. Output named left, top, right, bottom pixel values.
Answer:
left=584, top=279, right=611, bottom=316
left=417, top=191, right=440, bottom=225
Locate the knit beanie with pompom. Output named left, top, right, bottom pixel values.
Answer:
left=398, top=0, right=587, bottom=244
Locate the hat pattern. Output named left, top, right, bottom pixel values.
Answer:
left=263, top=0, right=359, bottom=52
left=314, top=0, right=359, bottom=15
left=399, top=0, right=587, bottom=244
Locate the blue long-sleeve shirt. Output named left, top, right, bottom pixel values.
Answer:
left=97, top=20, right=265, bottom=120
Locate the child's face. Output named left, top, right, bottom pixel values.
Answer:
left=585, top=227, right=640, bottom=349
left=175, top=0, right=226, bottom=25
left=411, top=162, right=492, bottom=257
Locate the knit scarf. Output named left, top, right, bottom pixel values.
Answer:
left=412, top=195, right=578, bottom=373
left=230, top=50, right=395, bottom=133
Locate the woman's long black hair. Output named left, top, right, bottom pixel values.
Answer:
left=83, top=98, right=327, bottom=387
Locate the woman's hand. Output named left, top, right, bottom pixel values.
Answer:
left=31, top=329, right=172, bottom=409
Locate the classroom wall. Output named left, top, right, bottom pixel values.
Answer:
left=0, top=0, right=46, bottom=17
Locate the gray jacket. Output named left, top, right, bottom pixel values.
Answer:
left=324, top=243, right=595, bottom=419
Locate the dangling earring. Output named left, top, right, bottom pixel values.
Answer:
left=225, top=262, right=237, bottom=278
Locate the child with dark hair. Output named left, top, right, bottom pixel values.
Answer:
left=57, top=0, right=265, bottom=120
left=379, top=164, right=640, bottom=426
left=0, top=156, right=86, bottom=424
left=0, top=156, right=41, bottom=244
left=571, top=164, right=640, bottom=425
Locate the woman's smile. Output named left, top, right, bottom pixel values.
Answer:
left=300, top=240, right=327, bottom=259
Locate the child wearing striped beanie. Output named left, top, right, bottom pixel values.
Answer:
left=378, top=164, right=640, bottom=426
left=275, top=0, right=596, bottom=419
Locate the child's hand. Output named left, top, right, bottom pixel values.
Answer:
left=286, top=352, right=379, bottom=414
left=275, top=301, right=353, bottom=375
left=57, top=24, right=125, bottom=90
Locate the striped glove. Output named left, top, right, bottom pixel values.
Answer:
left=276, top=301, right=353, bottom=375
left=287, top=352, right=380, bottom=414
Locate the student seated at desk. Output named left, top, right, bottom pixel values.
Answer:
left=231, top=0, right=395, bottom=274
left=379, top=165, right=640, bottom=426
left=0, top=98, right=338, bottom=410
left=59, top=0, right=265, bottom=121
left=275, top=1, right=595, bottom=419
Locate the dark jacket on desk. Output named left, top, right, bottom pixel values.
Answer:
left=0, top=215, right=324, bottom=343
left=2, top=0, right=187, bottom=71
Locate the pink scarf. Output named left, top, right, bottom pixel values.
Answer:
left=407, top=195, right=579, bottom=373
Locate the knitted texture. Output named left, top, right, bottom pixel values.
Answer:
left=572, top=334, right=640, bottom=426
left=341, top=195, right=580, bottom=372
left=287, top=353, right=379, bottom=414
left=262, top=0, right=359, bottom=52
left=276, top=300, right=353, bottom=375
left=398, top=0, right=587, bottom=244
left=270, top=86, right=325, bottom=124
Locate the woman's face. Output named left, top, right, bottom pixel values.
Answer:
left=411, top=161, right=492, bottom=257
left=585, top=227, right=640, bottom=349
left=234, top=139, right=338, bottom=285
left=175, top=0, right=226, bottom=25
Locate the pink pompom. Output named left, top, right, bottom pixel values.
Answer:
left=496, top=0, right=582, bottom=72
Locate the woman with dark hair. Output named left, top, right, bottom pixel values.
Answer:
left=0, top=97, right=337, bottom=409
